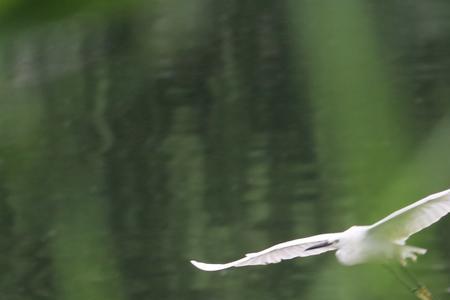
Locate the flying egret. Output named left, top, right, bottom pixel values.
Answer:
left=191, top=189, right=450, bottom=297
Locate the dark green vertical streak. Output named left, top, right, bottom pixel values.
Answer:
left=0, top=178, right=16, bottom=298
left=160, top=107, right=207, bottom=297
left=239, top=135, right=272, bottom=300
left=105, top=87, right=168, bottom=299
left=202, top=2, right=251, bottom=298
left=246, top=3, right=320, bottom=298
left=205, top=1, right=249, bottom=225
left=33, top=23, right=124, bottom=300
left=89, top=17, right=166, bottom=300
left=2, top=144, right=55, bottom=300
left=237, top=7, right=278, bottom=288
left=0, top=37, right=56, bottom=300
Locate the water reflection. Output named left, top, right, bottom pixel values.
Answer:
left=0, top=1, right=449, bottom=300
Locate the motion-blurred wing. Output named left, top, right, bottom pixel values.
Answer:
left=190, top=233, right=340, bottom=271
left=368, top=189, right=450, bottom=243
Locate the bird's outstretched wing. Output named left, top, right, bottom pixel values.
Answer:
left=368, top=189, right=450, bottom=243
left=190, top=233, right=340, bottom=271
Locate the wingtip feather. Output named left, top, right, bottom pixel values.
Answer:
left=190, top=260, right=229, bottom=271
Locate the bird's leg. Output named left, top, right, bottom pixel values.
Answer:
left=383, top=263, right=416, bottom=291
left=383, top=263, right=432, bottom=300
left=398, top=264, right=422, bottom=288
left=398, top=265, right=432, bottom=300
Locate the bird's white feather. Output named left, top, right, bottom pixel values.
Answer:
left=368, top=189, right=450, bottom=242
left=191, top=189, right=450, bottom=271
left=190, top=233, right=340, bottom=271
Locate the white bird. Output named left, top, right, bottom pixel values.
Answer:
left=191, top=189, right=450, bottom=272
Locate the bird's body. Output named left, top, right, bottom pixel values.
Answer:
left=334, top=225, right=426, bottom=266
left=191, top=189, right=450, bottom=271
left=336, top=225, right=386, bottom=266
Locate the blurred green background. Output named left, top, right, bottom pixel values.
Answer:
left=0, top=1, right=449, bottom=299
